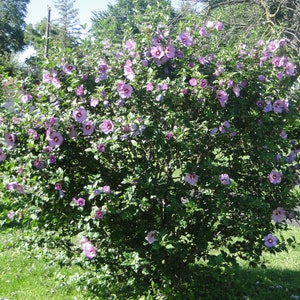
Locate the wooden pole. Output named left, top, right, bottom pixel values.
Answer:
left=44, top=6, right=51, bottom=58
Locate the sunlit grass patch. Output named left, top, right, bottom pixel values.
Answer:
left=0, top=229, right=88, bottom=300
left=0, top=226, right=299, bottom=299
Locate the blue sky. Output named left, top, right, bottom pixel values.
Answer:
left=26, top=0, right=117, bottom=28
left=26, top=0, right=183, bottom=28
left=20, top=0, right=183, bottom=61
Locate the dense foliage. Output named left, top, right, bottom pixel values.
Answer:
left=0, top=0, right=30, bottom=55
left=196, top=0, right=300, bottom=55
left=1, top=5, right=299, bottom=298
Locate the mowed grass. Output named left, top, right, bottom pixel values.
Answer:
left=0, top=229, right=88, bottom=300
left=0, top=226, right=300, bottom=300
left=232, top=229, right=300, bottom=300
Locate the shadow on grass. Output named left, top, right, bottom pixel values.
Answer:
left=183, top=264, right=300, bottom=300
left=1, top=227, right=300, bottom=300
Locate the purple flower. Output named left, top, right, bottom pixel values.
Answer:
left=76, top=84, right=85, bottom=96
left=189, top=78, right=197, bottom=86
left=200, top=79, right=208, bottom=89
left=199, top=27, right=207, bottom=36
left=0, top=148, right=6, bottom=161
left=178, top=33, right=193, bottom=47
left=146, top=82, right=154, bottom=91
left=55, top=182, right=62, bottom=190
left=264, top=234, right=278, bottom=248
left=150, top=45, right=164, bottom=59
left=214, top=21, right=223, bottom=31
left=4, top=133, right=16, bottom=148
left=51, top=77, right=61, bottom=88
left=256, top=100, right=264, bottom=108
left=28, top=128, right=39, bottom=140
left=77, top=197, right=86, bottom=206
left=206, top=20, right=215, bottom=28
left=279, top=38, right=286, bottom=46
left=279, top=56, right=287, bottom=67
left=184, top=172, right=199, bottom=185
left=90, top=98, right=99, bottom=107
left=73, top=107, right=87, bottom=122
left=98, top=61, right=108, bottom=74
left=219, top=125, right=226, bottom=134
left=6, top=182, right=15, bottom=191
left=97, top=143, right=106, bottom=152
left=257, top=75, right=266, bottom=82
left=100, top=120, right=114, bottom=134
left=43, top=73, right=52, bottom=83
left=277, top=71, right=284, bottom=81
left=62, top=63, right=75, bottom=74
left=48, top=132, right=63, bottom=148
left=273, top=100, right=285, bottom=113
left=82, top=120, right=95, bottom=136
left=272, top=57, right=281, bottom=67
left=21, top=94, right=32, bottom=104
left=92, top=206, right=106, bottom=219
left=33, top=159, right=45, bottom=170
left=141, top=60, right=149, bottom=67
left=165, top=45, right=176, bottom=58
left=267, top=40, right=280, bottom=52
left=286, top=150, right=296, bottom=163
left=117, top=82, right=133, bottom=98
left=7, top=182, right=25, bottom=194
left=216, top=90, right=229, bottom=107
left=268, top=170, right=282, bottom=184
left=286, top=62, right=295, bottom=76
left=165, top=132, right=173, bottom=140
left=125, top=39, right=136, bottom=50
left=272, top=207, right=286, bottom=223
left=145, top=231, right=156, bottom=244
left=80, top=236, right=89, bottom=245
left=94, top=189, right=103, bottom=195
left=257, top=39, right=264, bottom=46
left=233, top=86, right=240, bottom=97
left=7, top=211, right=15, bottom=219
left=223, top=121, right=230, bottom=128
left=82, top=241, right=96, bottom=259
left=124, top=59, right=135, bottom=81
left=263, top=100, right=273, bottom=112
left=279, top=131, right=287, bottom=139
left=220, top=173, right=230, bottom=185
left=176, top=50, right=184, bottom=59
left=103, top=185, right=111, bottom=194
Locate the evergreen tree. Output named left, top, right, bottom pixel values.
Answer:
left=53, top=0, right=81, bottom=48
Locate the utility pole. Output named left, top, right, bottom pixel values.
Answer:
left=44, top=6, right=51, bottom=58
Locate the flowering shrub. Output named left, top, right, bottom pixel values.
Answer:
left=1, top=10, right=299, bottom=297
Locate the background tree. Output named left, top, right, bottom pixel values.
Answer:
left=23, top=19, right=62, bottom=78
left=0, top=0, right=30, bottom=55
left=181, top=0, right=300, bottom=56
left=25, top=18, right=61, bottom=56
left=91, top=0, right=175, bottom=41
left=53, top=0, right=81, bottom=48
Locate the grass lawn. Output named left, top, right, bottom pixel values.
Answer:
left=0, top=226, right=300, bottom=300
left=0, top=229, right=87, bottom=300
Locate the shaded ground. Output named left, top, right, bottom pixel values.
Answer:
left=288, top=206, right=300, bottom=227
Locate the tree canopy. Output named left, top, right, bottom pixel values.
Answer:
left=53, top=0, right=81, bottom=48
left=184, top=0, right=300, bottom=55
left=0, top=0, right=30, bottom=55
left=91, top=0, right=175, bottom=41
